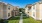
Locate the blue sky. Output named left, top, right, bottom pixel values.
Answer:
left=0, top=0, right=40, bottom=8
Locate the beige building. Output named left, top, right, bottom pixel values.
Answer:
left=13, top=6, right=19, bottom=16
left=0, top=2, right=19, bottom=19
left=25, top=1, right=42, bottom=20
left=32, top=1, right=42, bottom=20
left=25, top=4, right=32, bottom=17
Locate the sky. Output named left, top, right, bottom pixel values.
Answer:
left=0, top=0, right=40, bottom=8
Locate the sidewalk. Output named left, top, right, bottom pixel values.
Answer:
left=19, top=14, right=23, bottom=23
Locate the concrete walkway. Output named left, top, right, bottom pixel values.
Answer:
left=19, top=14, right=23, bottom=23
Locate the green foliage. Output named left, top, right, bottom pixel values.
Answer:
left=19, top=8, right=25, bottom=12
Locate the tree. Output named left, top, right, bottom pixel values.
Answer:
left=19, top=8, right=25, bottom=13
left=19, top=8, right=22, bottom=12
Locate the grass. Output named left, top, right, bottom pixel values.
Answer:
left=1, top=16, right=20, bottom=23
left=8, top=16, right=20, bottom=23
left=23, top=16, right=41, bottom=23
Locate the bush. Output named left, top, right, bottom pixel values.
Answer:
left=0, top=19, right=4, bottom=23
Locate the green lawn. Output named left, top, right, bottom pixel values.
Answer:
left=23, top=16, right=41, bottom=23
left=8, top=16, right=20, bottom=23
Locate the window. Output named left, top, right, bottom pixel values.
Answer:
left=28, top=7, right=31, bottom=10
left=8, top=13, right=10, bottom=17
left=33, top=12, right=35, bottom=17
left=28, top=12, right=29, bottom=13
left=33, top=5, right=35, bottom=10
left=8, top=6, right=10, bottom=10
left=28, top=6, right=32, bottom=10
left=28, top=8, right=31, bottom=11
left=33, top=6, right=35, bottom=9
left=33, top=7, right=35, bottom=9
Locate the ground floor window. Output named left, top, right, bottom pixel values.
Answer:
left=33, top=12, right=35, bottom=17
left=8, top=13, right=10, bottom=17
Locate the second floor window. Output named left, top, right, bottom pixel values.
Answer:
left=33, top=5, right=35, bottom=10
left=33, top=7, right=35, bottom=9
left=28, top=6, right=31, bottom=11
left=8, top=6, right=10, bottom=10
left=33, top=7, right=35, bottom=10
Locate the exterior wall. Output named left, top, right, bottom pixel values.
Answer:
left=25, top=5, right=32, bottom=17
left=31, top=3, right=40, bottom=20
left=0, top=3, right=3, bottom=19
left=36, top=3, right=40, bottom=20
left=32, top=3, right=41, bottom=20
left=28, top=8, right=32, bottom=16
left=10, top=6, right=14, bottom=16
left=0, top=2, right=8, bottom=19
left=40, top=4, right=42, bottom=20
left=0, top=2, right=14, bottom=19
left=32, top=4, right=36, bottom=20
left=25, top=5, right=33, bottom=17
left=6, top=4, right=14, bottom=19
left=7, top=4, right=11, bottom=19
left=3, top=3, right=7, bottom=19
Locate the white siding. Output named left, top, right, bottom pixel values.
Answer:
left=32, top=5, right=36, bottom=19
left=40, top=4, right=42, bottom=20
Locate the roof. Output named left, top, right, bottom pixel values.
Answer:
left=25, top=4, right=32, bottom=8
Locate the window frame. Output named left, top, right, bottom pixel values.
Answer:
left=8, top=13, right=10, bottom=17
left=8, top=6, right=10, bottom=10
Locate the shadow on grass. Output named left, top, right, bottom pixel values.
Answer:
left=8, top=16, right=20, bottom=20
left=0, top=16, right=20, bottom=23
left=23, top=16, right=30, bottom=20
left=23, top=13, right=29, bottom=19
left=0, top=19, right=8, bottom=23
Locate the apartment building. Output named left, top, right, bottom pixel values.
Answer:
left=13, top=6, right=19, bottom=16
left=0, top=2, right=19, bottom=20
left=0, top=2, right=14, bottom=19
left=25, top=1, right=42, bottom=20
left=32, top=1, right=42, bottom=20
left=25, top=4, right=32, bottom=17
